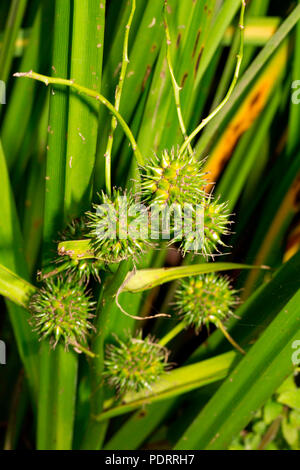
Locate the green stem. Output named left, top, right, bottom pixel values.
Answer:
left=104, top=0, right=136, bottom=196
left=0, top=263, right=36, bottom=308
left=13, top=70, right=144, bottom=166
left=81, top=260, right=132, bottom=449
left=37, top=1, right=75, bottom=451
left=216, top=320, right=246, bottom=355
left=0, top=0, right=28, bottom=84
left=178, top=0, right=246, bottom=157
left=163, top=1, right=193, bottom=156
left=159, top=321, right=186, bottom=347
left=70, top=341, right=97, bottom=359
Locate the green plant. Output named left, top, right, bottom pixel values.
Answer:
left=229, top=375, right=300, bottom=450
left=0, top=0, right=300, bottom=452
left=175, top=273, right=238, bottom=329
left=29, top=274, right=95, bottom=352
left=104, top=332, right=169, bottom=394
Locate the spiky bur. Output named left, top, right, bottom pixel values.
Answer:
left=140, top=148, right=207, bottom=206
left=86, top=188, right=149, bottom=264
left=60, top=216, right=88, bottom=240
left=29, top=275, right=95, bottom=353
left=179, top=196, right=233, bottom=257
left=103, top=332, right=169, bottom=394
left=175, top=273, right=239, bottom=331
left=56, top=217, right=103, bottom=282
left=140, top=149, right=232, bottom=257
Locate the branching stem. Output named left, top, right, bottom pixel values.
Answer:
left=178, top=0, right=246, bottom=157
left=104, top=0, right=136, bottom=195
left=159, top=320, right=186, bottom=347
left=164, top=1, right=193, bottom=156
left=13, top=70, right=144, bottom=166
left=217, top=320, right=246, bottom=355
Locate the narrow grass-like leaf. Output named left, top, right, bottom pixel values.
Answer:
left=196, top=4, right=300, bottom=156
left=64, top=0, right=105, bottom=218
left=175, top=289, right=300, bottom=449
left=191, top=250, right=300, bottom=362
left=123, top=263, right=268, bottom=293
left=0, top=263, right=35, bottom=307
left=37, top=0, right=77, bottom=451
left=1, top=2, right=52, bottom=169
left=0, top=140, right=39, bottom=399
left=0, top=0, right=28, bottom=85
left=95, top=351, right=236, bottom=422
left=81, top=260, right=132, bottom=449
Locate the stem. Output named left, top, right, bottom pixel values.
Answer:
left=81, top=260, right=132, bottom=449
left=217, top=320, right=246, bottom=355
left=104, top=0, right=136, bottom=196
left=71, top=341, right=97, bottom=358
left=163, top=1, right=193, bottom=156
left=13, top=70, right=144, bottom=166
left=159, top=321, right=186, bottom=347
left=4, top=370, right=27, bottom=450
left=178, top=0, right=246, bottom=157
left=0, top=263, right=36, bottom=308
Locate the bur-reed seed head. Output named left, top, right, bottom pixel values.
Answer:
left=29, top=275, right=95, bottom=350
left=175, top=273, right=238, bottom=331
left=86, top=188, right=149, bottom=264
left=140, top=148, right=207, bottom=206
left=178, top=195, right=233, bottom=257
left=58, top=216, right=103, bottom=282
left=104, top=332, right=169, bottom=393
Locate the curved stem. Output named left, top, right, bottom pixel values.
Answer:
left=81, top=260, right=132, bottom=449
left=13, top=70, right=144, bottom=166
left=164, top=1, right=193, bottom=156
left=217, top=320, right=246, bottom=355
left=71, top=341, right=97, bottom=358
left=178, top=0, right=246, bottom=157
left=104, top=0, right=136, bottom=196
left=159, top=320, right=186, bottom=347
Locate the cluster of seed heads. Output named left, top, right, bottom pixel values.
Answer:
left=103, top=333, right=169, bottom=394
left=53, top=149, right=233, bottom=271
left=31, top=147, right=233, bottom=365
left=86, top=188, right=149, bottom=264
left=29, top=275, right=95, bottom=351
left=140, top=148, right=207, bottom=206
left=140, top=148, right=232, bottom=257
left=175, top=273, right=239, bottom=331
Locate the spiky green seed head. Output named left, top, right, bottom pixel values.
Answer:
left=140, top=149, right=207, bottom=206
left=175, top=273, right=238, bottom=330
left=29, top=275, right=95, bottom=350
left=179, top=196, right=232, bottom=257
left=104, top=333, right=169, bottom=394
left=64, top=258, right=103, bottom=283
left=60, top=216, right=88, bottom=240
left=86, top=189, right=149, bottom=264
left=56, top=217, right=103, bottom=282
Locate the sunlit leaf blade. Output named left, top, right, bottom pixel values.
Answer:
left=175, top=289, right=300, bottom=450
left=95, top=351, right=236, bottom=422
left=123, top=263, right=268, bottom=293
